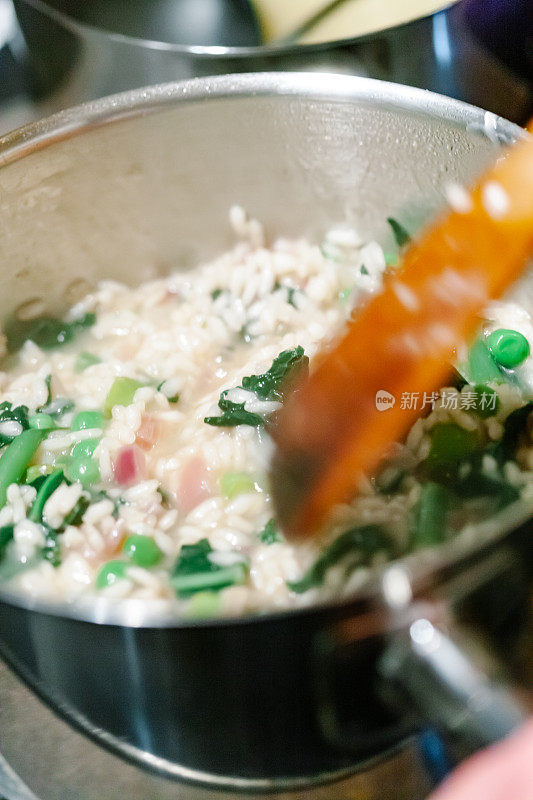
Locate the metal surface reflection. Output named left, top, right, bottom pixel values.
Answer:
left=10, top=0, right=533, bottom=123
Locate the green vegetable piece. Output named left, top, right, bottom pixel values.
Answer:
left=464, top=338, right=504, bottom=384
left=494, top=401, right=533, bottom=464
left=384, top=252, right=399, bottom=266
left=241, top=346, right=308, bottom=401
left=211, top=288, right=223, bottom=301
left=170, top=538, right=246, bottom=597
left=0, top=402, right=30, bottom=446
left=38, top=398, right=74, bottom=418
left=29, top=413, right=55, bottom=431
left=411, top=482, right=450, bottom=548
left=96, top=559, right=129, bottom=589
left=62, top=495, right=90, bottom=527
left=451, top=453, right=519, bottom=508
left=104, top=377, right=144, bottom=415
left=71, top=410, right=104, bottom=431
left=75, top=351, right=101, bottom=373
left=172, top=563, right=246, bottom=597
left=70, top=438, right=99, bottom=459
left=0, top=524, right=14, bottom=557
left=204, top=392, right=264, bottom=428
left=5, top=312, right=96, bottom=354
left=487, top=328, right=530, bottom=369
left=0, top=429, right=44, bottom=509
left=469, top=385, right=500, bottom=419
left=205, top=347, right=308, bottom=428
left=65, top=457, right=100, bottom=488
left=287, top=287, right=299, bottom=308
left=42, top=374, right=52, bottom=406
left=288, top=525, right=392, bottom=594
left=259, top=518, right=281, bottom=544
left=427, top=423, right=480, bottom=468
left=123, top=534, right=163, bottom=567
left=220, top=472, right=256, bottom=499
left=42, top=529, right=62, bottom=567
left=25, top=464, right=53, bottom=484
left=185, top=591, right=222, bottom=618
left=338, top=288, right=351, bottom=304
left=387, top=217, right=411, bottom=247
left=29, top=468, right=64, bottom=524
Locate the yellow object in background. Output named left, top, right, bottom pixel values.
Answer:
left=252, top=0, right=458, bottom=44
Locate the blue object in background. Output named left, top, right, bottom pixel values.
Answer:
left=418, top=728, right=453, bottom=788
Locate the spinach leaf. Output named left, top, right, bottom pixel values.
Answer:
left=5, top=312, right=96, bottom=354
left=28, top=468, right=64, bottom=524
left=205, top=391, right=264, bottom=428
left=61, top=495, right=90, bottom=527
left=0, top=525, right=14, bottom=556
left=170, top=538, right=247, bottom=597
left=241, top=346, right=308, bottom=401
left=42, top=527, right=61, bottom=567
left=259, top=518, right=281, bottom=544
left=0, top=402, right=29, bottom=446
left=288, top=524, right=393, bottom=594
left=205, top=347, right=308, bottom=428
left=387, top=217, right=411, bottom=248
left=494, top=401, right=533, bottom=464
left=38, top=397, right=74, bottom=418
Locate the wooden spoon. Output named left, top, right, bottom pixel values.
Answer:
left=271, top=130, right=533, bottom=539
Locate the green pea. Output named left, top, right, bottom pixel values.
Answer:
left=488, top=328, right=530, bottom=369
left=122, top=534, right=163, bottom=567
left=65, top=457, right=100, bottom=487
left=96, top=560, right=129, bottom=589
left=74, top=351, right=101, bottom=373
left=70, top=438, right=99, bottom=459
left=29, top=413, right=55, bottom=431
left=71, top=410, right=104, bottom=431
left=104, top=377, right=143, bottom=416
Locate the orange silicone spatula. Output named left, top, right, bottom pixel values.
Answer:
left=271, top=129, right=533, bottom=539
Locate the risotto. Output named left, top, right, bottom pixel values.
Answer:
left=0, top=207, right=531, bottom=617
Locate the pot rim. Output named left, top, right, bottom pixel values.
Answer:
left=0, top=71, right=528, bottom=629
left=15, top=0, right=461, bottom=59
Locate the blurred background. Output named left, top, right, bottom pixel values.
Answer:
left=0, top=0, right=532, bottom=135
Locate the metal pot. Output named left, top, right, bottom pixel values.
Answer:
left=0, top=73, right=530, bottom=800
left=12, top=0, right=533, bottom=123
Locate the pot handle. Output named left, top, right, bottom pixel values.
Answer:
left=378, top=617, right=527, bottom=754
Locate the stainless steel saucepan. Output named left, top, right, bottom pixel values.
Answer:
left=0, top=73, right=530, bottom=800
left=12, top=0, right=533, bottom=123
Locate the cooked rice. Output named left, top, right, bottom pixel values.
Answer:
left=0, top=207, right=531, bottom=617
